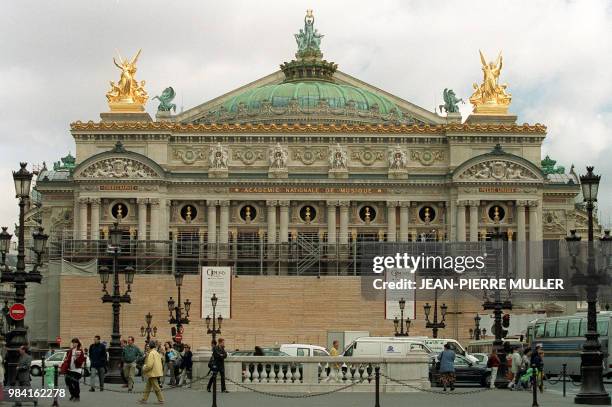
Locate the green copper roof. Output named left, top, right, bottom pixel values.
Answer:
left=224, top=81, right=401, bottom=116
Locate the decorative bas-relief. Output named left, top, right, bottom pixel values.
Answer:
left=410, top=149, right=445, bottom=166
left=351, top=148, right=384, bottom=166
left=292, top=147, right=327, bottom=165
left=233, top=148, right=266, bottom=165
left=173, top=147, right=205, bottom=165
left=329, top=144, right=348, bottom=170
left=209, top=143, right=229, bottom=169
left=269, top=143, right=289, bottom=169
left=458, top=160, right=538, bottom=181
left=79, top=158, right=157, bottom=178
left=388, top=146, right=408, bottom=170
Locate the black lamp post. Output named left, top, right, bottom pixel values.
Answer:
left=471, top=314, right=482, bottom=340
left=423, top=289, right=447, bottom=339
left=99, top=222, right=135, bottom=384
left=483, top=227, right=512, bottom=388
left=1, top=163, right=48, bottom=386
left=205, top=293, right=222, bottom=342
left=140, top=312, right=157, bottom=346
left=568, top=166, right=611, bottom=405
left=168, top=272, right=191, bottom=347
left=393, top=297, right=411, bottom=336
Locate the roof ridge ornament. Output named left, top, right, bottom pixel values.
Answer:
left=491, top=143, right=505, bottom=155
left=111, top=141, right=127, bottom=153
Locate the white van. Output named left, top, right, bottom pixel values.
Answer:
left=341, top=337, right=432, bottom=358
left=280, top=344, right=331, bottom=357
left=410, top=337, right=478, bottom=363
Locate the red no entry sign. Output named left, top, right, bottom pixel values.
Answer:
left=9, top=303, right=26, bottom=321
left=175, top=332, right=183, bottom=342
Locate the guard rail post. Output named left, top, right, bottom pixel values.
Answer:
left=531, top=363, right=539, bottom=407
left=52, top=365, right=59, bottom=407
left=41, top=355, right=46, bottom=388
left=562, top=363, right=567, bottom=397
left=374, top=365, right=381, bottom=407
left=211, top=374, right=217, bottom=407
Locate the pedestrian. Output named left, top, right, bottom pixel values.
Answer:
left=509, top=347, right=522, bottom=389
left=207, top=338, right=228, bottom=393
left=254, top=346, right=264, bottom=356
left=163, top=342, right=178, bottom=386
left=178, top=344, right=193, bottom=387
left=60, top=338, right=86, bottom=402
left=329, top=340, right=340, bottom=356
left=139, top=340, right=164, bottom=404
left=122, top=336, right=143, bottom=392
left=120, top=338, right=128, bottom=387
left=531, top=344, right=544, bottom=393
left=88, top=335, right=107, bottom=392
left=16, top=345, right=32, bottom=387
left=156, top=341, right=164, bottom=389
left=438, top=342, right=456, bottom=391
left=487, top=348, right=501, bottom=389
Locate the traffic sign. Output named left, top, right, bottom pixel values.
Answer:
left=8, top=303, right=26, bottom=321
left=175, top=332, right=183, bottom=342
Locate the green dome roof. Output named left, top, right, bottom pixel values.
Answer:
left=224, top=81, right=401, bottom=115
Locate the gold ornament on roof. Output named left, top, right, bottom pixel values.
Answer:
left=469, top=50, right=511, bottom=114
left=106, top=49, right=148, bottom=112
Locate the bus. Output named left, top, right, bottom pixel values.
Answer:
left=525, top=312, right=612, bottom=379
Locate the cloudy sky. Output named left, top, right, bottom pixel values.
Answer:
left=1, top=0, right=612, bottom=231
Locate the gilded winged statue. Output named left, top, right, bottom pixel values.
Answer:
left=106, top=49, right=148, bottom=107
left=469, top=50, right=511, bottom=113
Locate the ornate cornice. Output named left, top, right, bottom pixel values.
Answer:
left=70, top=121, right=547, bottom=134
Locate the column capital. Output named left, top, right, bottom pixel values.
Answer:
left=338, top=201, right=350, bottom=208
left=207, top=200, right=218, bottom=207
left=78, top=197, right=90, bottom=205
left=278, top=200, right=290, bottom=207
left=516, top=200, right=528, bottom=207
left=136, top=198, right=149, bottom=205
left=527, top=200, right=539, bottom=208
left=386, top=201, right=399, bottom=207
left=219, top=200, right=230, bottom=207
left=149, top=198, right=160, bottom=206
left=399, top=201, right=411, bottom=208
left=266, top=200, right=278, bottom=207
left=90, top=197, right=102, bottom=206
left=467, top=200, right=480, bottom=207
left=456, top=200, right=469, bottom=207
left=326, top=200, right=339, bottom=207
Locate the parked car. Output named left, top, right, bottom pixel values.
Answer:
left=429, top=353, right=490, bottom=387
left=470, top=352, right=489, bottom=366
left=31, top=350, right=91, bottom=377
left=279, top=344, right=330, bottom=357
left=410, top=337, right=479, bottom=364
left=229, top=349, right=292, bottom=380
left=341, top=337, right=432, bottom=357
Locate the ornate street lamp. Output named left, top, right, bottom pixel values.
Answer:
left=483, top=227, right=512, bottom=388
left=470, top=314, right=482, bottom=340
left=99, top=222, right=135, bottom=384
left=393, top=297, right=411, bottom=336
left=1, top=163, right=46, bottom=385
left=423, top=289, right=447, bottom=339
left=205, top=293, right=222, bottom=342
left=140, top=312, right=157, bottom=345
left=168, top=272, right=191, bottom=346
left=569, top=166, right=611, bottom=405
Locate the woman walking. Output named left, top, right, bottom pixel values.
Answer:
left=438, top=343, right=456, bottom=391
left=61, top=338, right=86, bottom=402
left=487, top=349, right=501, bottom=389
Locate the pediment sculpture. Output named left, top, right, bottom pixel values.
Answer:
left=209, top=143, right=229, bottom=169
left=329, top=144, right=348, bottom=170
left=457, top=160, right=538, bottom=181
left=269, top=143, right=288, bottom=169
left=79, top=158, right=157, bottom=178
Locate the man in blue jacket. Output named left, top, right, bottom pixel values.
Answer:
left=88, top=335, right=107, bottom=392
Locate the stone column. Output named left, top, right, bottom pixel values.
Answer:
left=339, top=201, right=350, bottom=245
left=528, top=200, right=542, bottom=278
left=399, top=202, right=410, bottom=242
left=266, top=200, right=277, bottom=243
left=469, top=201, right=479, bottom=242
left=279, top=201, right=289, bottom=243
left=516, top=201, right=526, bottom=242
left=326, top=201, right=337, bottom=244
left=90, top=198, right=101, bottom=240
left=386, top=201, right=398, bottom=242
left=137, top=198, right=148, bottom=240
left=456, top=200, right=467, bottom=242
left=150, top=199, right=160, bottom=240
left=159, top=199, right=170, bottom=240
left=79, top=198, right=88, bottom=240
left=207, top=200, right=217, bottom=244
left=219, top=201, right=230, bottom=244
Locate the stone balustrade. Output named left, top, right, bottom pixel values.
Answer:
left=192, top=353, right=431, bottom=393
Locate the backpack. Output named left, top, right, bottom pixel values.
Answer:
left=208, top=355, right=216, bottom=371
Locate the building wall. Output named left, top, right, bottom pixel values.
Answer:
left=58, top=274, right=491, bottom=351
